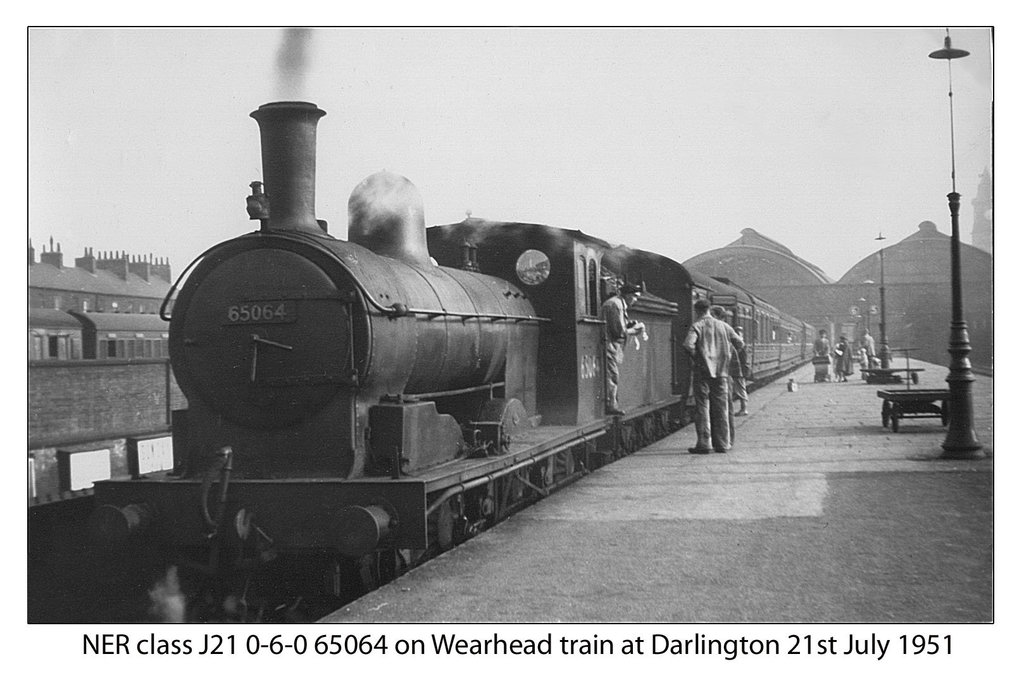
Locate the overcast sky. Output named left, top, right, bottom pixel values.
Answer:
left=29, top=27, right=993, bottom=282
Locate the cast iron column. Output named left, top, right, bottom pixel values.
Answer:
left=876, top=234, right=890, bottom=369
left=930, top=31, right=985, bottom=459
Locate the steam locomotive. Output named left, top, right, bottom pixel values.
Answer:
left=90, top=101, right=812, bottom=599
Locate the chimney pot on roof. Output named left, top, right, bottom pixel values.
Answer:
left=40, top=240, right=63, bottom=269
left=129, top=255, right=152, bottom=282
left=75, top=247, right=97, bottom=274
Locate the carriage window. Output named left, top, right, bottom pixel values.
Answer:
left=48, top=336, right=60, bottom=358
left=106, top=340, right=117, bottom=358
left=587, top=259, right=598, bottom=317
left=578, top=256, right=589, bottom=315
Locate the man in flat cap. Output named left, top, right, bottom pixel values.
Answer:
left=602, top=283, right=644, bottom=415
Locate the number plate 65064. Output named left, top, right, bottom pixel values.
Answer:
left=224, top=301, right=295, bottom=324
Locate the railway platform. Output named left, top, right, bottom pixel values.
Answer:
left=323, top=359, right=994, bottom=624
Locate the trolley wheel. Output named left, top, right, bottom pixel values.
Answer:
left=891, top=414, right=900, bottom=433
left=881, top=400, right=891, bottom=428
left=911, top=372, right=919, bottom=385
left=941, top=399, right=950, bottom=426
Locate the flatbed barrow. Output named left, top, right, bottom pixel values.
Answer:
left=863, top=367, right=924, bottom=384
left=877, top=388, right=950, bottom=432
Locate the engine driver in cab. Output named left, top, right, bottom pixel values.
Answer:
left=602, top=283, right=644, bottom=415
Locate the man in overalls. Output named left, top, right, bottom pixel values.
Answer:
left=602, top=283, right=643, bottom=415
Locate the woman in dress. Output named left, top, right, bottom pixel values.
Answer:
left=834, top=335, right=854, bottom=382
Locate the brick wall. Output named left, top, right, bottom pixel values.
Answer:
left=28, top=360, right=186, bottom=447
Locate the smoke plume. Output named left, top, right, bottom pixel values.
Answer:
left=275, top=28, right=313, bottom=100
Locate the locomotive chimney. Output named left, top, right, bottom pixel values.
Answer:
left=348, top=170, right=432, bottom=267
left=250, top=101, right=326, bottom=234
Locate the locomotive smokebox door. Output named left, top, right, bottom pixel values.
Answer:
left=171, top=247, right=355, bottom=429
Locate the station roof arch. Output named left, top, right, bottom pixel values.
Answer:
left=682, top=227, right=833, bottom=288
left=838, top=221, right=993, bottom=285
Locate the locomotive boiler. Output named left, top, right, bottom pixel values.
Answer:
left=91, top=102, right=545, bottom=567
left=171, top=102, right=540, bottom=479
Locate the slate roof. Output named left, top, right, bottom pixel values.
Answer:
left=68, top=312, right=169, bottom=332
left=29, top=262, right=171, bottom=299
left=28, top=308, right=83, bottom=329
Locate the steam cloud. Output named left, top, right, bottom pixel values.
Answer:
left=275, top=28, right=313, bottom=100
left=148, top=566, right=186, bottom=623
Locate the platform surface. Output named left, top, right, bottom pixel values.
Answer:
left=323, top=359, right=993, bottom=624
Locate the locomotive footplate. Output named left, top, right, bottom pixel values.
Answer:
left=413, top=420, right=609, bottom=493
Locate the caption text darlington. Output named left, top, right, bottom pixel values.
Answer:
left=84, top=632, right=952, bottom=660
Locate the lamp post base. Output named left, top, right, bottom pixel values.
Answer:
left=940, top=374, right=986, bottom=459
left=940, top=447, right=986, bottom=459
left=940, top=321, right=986, bottom=460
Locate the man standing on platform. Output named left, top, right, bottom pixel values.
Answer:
left=684, top=299, right=745, bottom=453
left=602, top=283, right=644, bottom=415
left=861, top=328, right=877, bottom=368
left=731, top=326, right=751, bottom=415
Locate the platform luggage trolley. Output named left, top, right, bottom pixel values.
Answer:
left=812, top=355, right=831, bottom=382
left=863, top=346, right=924, bottom=385
left=876, top=349, right=949, bottom=432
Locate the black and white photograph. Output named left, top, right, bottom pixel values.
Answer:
left=22, top=20, right=1006, bottom=680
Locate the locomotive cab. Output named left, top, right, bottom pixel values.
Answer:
left=427, top=220, right=679, bottom=425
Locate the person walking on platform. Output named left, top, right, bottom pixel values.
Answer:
left=711, top=307, right=750, bottom=419
left=602, top=283, right=644, bottom=415
left=732, top=326, right=752, bottom=414
left=684, top=299, right=744, bottom=453
left=860, top=329, right=877, bottom=368
left=813, top=329, right=832, bottom=382
left=834, top=335, right=854, bottom=382
left=709, top=306, right=737, bottom=442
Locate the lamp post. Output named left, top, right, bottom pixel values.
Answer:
left=875, top=233, right=890, bottom=369
left=929, top=29, right=985, bottom=459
